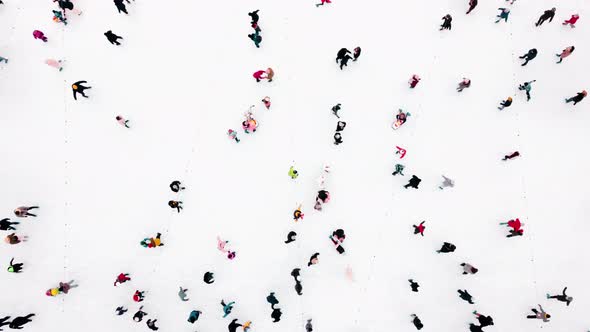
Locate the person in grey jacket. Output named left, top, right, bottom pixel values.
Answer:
left=461, top=263, right=479, bottom=275
left=526, top=304, right=550, bottom=322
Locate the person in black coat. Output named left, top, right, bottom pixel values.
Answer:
left=133, top=306, right=147, bottom=322
left=56, top=0, right=74, bottom=11
left=0, top=218, right=18, bottom=231
left=547, top=287, right=573, bottom=306
left=114, top=0, right=128, bottom=14
left=170, top=180, right=185, bottom=193
left=340, top=54, right=353, bottom=70
left=248, top=10, right=259, bottom=24
left=146, top=319, right=159, bottom=331
left=336, top=121, right=346, bottom=132
left=536, top=8, right=556, bottom=26
left=0, top=316, right=10, bottom=330
left=565, top=90, right=587, bottom=105
left=473, top=311, right=494, bottom=327
left=409, top=279, right=420, bottom=292
left=9, top=314, right=35, bottom=329
left=72, top=81, right=91, bottom=100
left=440, top=14, right=452, bottom=30
left=228, top=319, right=242, bottom=332
left=411, top=314, right=423, bottom=330
left=519, top=48, right=537, bottom=66
left=458, top=289, right=474, bottom=304
left=104, top=30, right=123, bottom=45
left=8, top=258, right=24, bottom=273
left=404, top=175, right=422, bottom=189
left=466, top=0, right=478, bottom=14
left=336, top=48, right=351, bottom=64
left=436, top=242, right=456, bottom=253
left=334, top=132, right=343, bottom=145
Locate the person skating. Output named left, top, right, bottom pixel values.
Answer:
left=495, top=8, right=510, bottom=23
left=228, top=319, right=242, bottom=332
left=253, top=70, right=266, bottom=82
left=315, top=190, right=331, bottom=211
left=45, top=59, right=64, bottom=71
left=204, top=271, right=215, bottom=284
left=291, top=268, right=303, bottom=295
left=305, top=319, right=313, bottom=332
left=115, top=306, right=128, bottom=315
left=113, top=115, right=130, bottom=128
left=146, top=319, right=159, bottom=331
left=227, top=129, right=240, bottom=143
left=461, top=263, right=479, bottom=275
left=178, top=287, right=189, bottom=301
left=72, top=80, right=91, bottom=100
left=221, top=300, right=236, bottom=318
left=140, top=232, right=164, bottom=248
left=392, top=164, right=405, bottom=176
left=339, top=53, right=352, bottom=70
left=169, top=180, right=185, bottom=193
left=413, top=221, right=425, bottom=236
left=307, top=253, right=319, bottom=266
left=52, top=10, right=67, bottom=25
left=316, top=0, right=331, bottom=7
left=8, top=258, right=23, bottom=273
left=262, top=96, right=271, bottom=109
left=502, top=151, right=520, bottom=160
left=519, top=49, right=538, bottom=66
left=248, top=10, right=259, bottom=24
left=46, top=280, right=78, bottom=296
left=556, top=46, right=575, bottom=63
left=0, top=218, right=18, bottom=231
left=0, top=316, right=9, bottom=330
left=33, top=30, right=48, bottom=42
left=168, top=200, right=183, bottom=212
left=104, top=30, right=123, bottom=45
left=266, top=68, right=274, bottom=82
left=113, top=273, right=131, bottom=286
left=285, top=231, right=297, bottom=244
left=565, top=90, right=587, bottom=105
left=332, top=103, right=341, bottom=118
left=266, top=292, right=279, bottom=308
left=293, top=205, right=304, bottom=222
left=133, top=306, right=147, bottom=322
left=336, top=48, right=351, bottom=64
left=329, top=229, right=345, bottom=254
left=336, top=121, right=346, bottom=132
left=353, top=47, right=361, bottom=61
left=8, top=314, right=35, bottom=329
left=133, top=290, right=145, bottom=302
left=457, top=78, right=471, bottom=92
left=469, top=323, right=484, bottom=332
left=14, top=206, right=38, bottom=218
left=497, top=97, right=512, bottom=110
left=535, top=7, right=556, bottom=26
left=188, top=310, right=201, bottom=323
left=404, top=175, right=422, bottom=189
left=440, top=14, right=452, bottom=30
left=114, top=0, right=128, bottom=14
left=518, top=80, right=536, bottom=101
left=288, top=166, right=299, bottom=179
left=409, top=279, right=420, bottom=292
left=436, top=242, right=456, bottom=253
left=547, top=287, right=573, bottom=306
left=411, top=314, right=423, bottom=330
left=458, top=289, right=474, bottom=304
left=466, top=0, right=478, bottom=14
left=526, top=304, right=550, bottom=322
left=5, top=233, right=25, bottom=245
left=500, top=218, right=523, bottom=237
left=409, top=74, right=421, bottom=88
left=248, top=32, right=262, bottom=48
left=562, top=14, right=579, bottom=28
left=439, top=175, right=454, bottom=189
left=472, top=311, right=494, bottom=327
left=334, top=132, right=343, bottom=145
left=0, top=56, right=7, bottom=64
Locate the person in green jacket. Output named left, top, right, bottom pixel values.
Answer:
left=288, top=166, right=298, bottom=179
left=518, top=80, right=536, bottom=101
left=8, top=258, right=23, bottom=273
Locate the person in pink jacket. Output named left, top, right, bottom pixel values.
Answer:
left=316, top=0, right=331, bottom=7
left=33, top=30, right=48, bottom=42
left=563, top=14, right=579, bottom=28
left=116, top=116, right=130, bottom=128
left=556, top=46, right=575, bottom=63
left=45, top=59, right=64, bottom=71
left=253, top=70, right=266, bottom=82
left=261, top=96, right=271, bottom=109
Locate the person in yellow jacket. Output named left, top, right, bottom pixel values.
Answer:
left=288, top=166, right=298, bottom=179
left=243, top=321, right=252, bottom=331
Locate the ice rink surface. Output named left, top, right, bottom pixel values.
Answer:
left=0, top=0, right=589, bottom=331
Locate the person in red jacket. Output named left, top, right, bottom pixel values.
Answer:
left=500, top=218, right=523, bottom=237
left=316, top=0, right=331, bottom=7
left=114, top=273, right=131, bottom=286
left=562, top=14, right=579, bottom=28
left=413, top=221, right=425, bottom=236
left=253, top=70, right=266, bottom=82
left=466, top=0, right=478, bottom=14
left=133, top=290, right=145, bottom=302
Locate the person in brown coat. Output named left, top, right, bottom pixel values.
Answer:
left=556, top=46, right=575, bottom=63
left=14, top=206, right=39, bottom=217
left=5, top=233, right=25, bottom=244
left=266, top=68, right=274, bottom=82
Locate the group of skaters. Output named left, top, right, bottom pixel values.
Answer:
left=248, top=10, right=262, bottom=48
left=335, top=47, right=361, bottom=70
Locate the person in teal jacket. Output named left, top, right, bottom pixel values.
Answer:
left=518, top=80, right=536, bottom=101
left=221, top=300, right=235, bottom=318
left=495, top=8, right=510, bottom=23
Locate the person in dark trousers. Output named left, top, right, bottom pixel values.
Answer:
left=305, top=319, right=313, bottom=332
left=170, top=181, right=185, bottom=193
left=353, top=47, right=361, bottom=61
left=436, top=242, right=456, bottom=253
left=409, top=279, right=420, bottom=292
left=187, top=310, right=201, bottom=323
left=413, top=221, right=425, bottom=236
left=547, top=287, right=573, bottom=306
left=307, top=253, right=319, bottom=267
left=526, top=304, right=550, bottom=322
left=502, top=151, right=520, bottom=160
left=518, top=80, right=536, bottom=101
left=473, top=311, right=494, bottom=327
left=9, top=314, right=35, bottom=329
left=114, top=0, right=128, bottom=14
left=8, top=258, right=24, bottom=273
left=340, top=53, right=353, bottom=70
left=284, top=231, right=297, bottom=244
left=519, top=48, right=537, bottom=66
left=248, top=10, right=260, bottom=24
left=334, top=132, right=343, bottom=145
left=168, top=200, right=183, bottom=212
left=498, top=97, right=512, bottom=110
left=336, top=48, right=351, bottom=64
left=461, top=263, right=479, bottom=274
left=72, top=81, right=91, bottom=100
left=14, top=206, right=38, bottom=217
left=535, top=8, right=556, bottom=26
left=115, top=306, right=128, bottom=315
left=440, top=14, right=452, bottom=30
left=565, top=90, right=587, bottom=105
left=248, top=32, right=262, bottom=48
left=336, top=121, right=346, bottom=132
left=146, top=319, right=159, bottom=331
left=133, top=306, right=147, bottom=322
left=411, top=314, right=423, bottom=330
left=228, top=319, right=242, bottom=332
left=469, top=324, right=484, bottom=332
left=332, top=103, right=341, bottom=118
left=466, top=0, right=478, bottom=14
left=404, top=175, right=421, bottom=189
left=458, top=289, right=474, bottom=304
left=0, top=316, right=10, bottom=330
left=104, top=30, right=123, bottom=45
left=0, top=218, right=18, bottom=231
left=291, top=268, right=303, bottom=295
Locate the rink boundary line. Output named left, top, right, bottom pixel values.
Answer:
left=60, top=14, right=68, bottom=314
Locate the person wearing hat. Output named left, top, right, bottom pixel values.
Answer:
left=519, top=48, right=538, bottom=66
left=72, top=80, right=91, bottom=100
left=563, top=14, right=579, bottom=28
left=535, top=7, right=556, bottom=26
left=498, top=96, right=512, bottom=110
